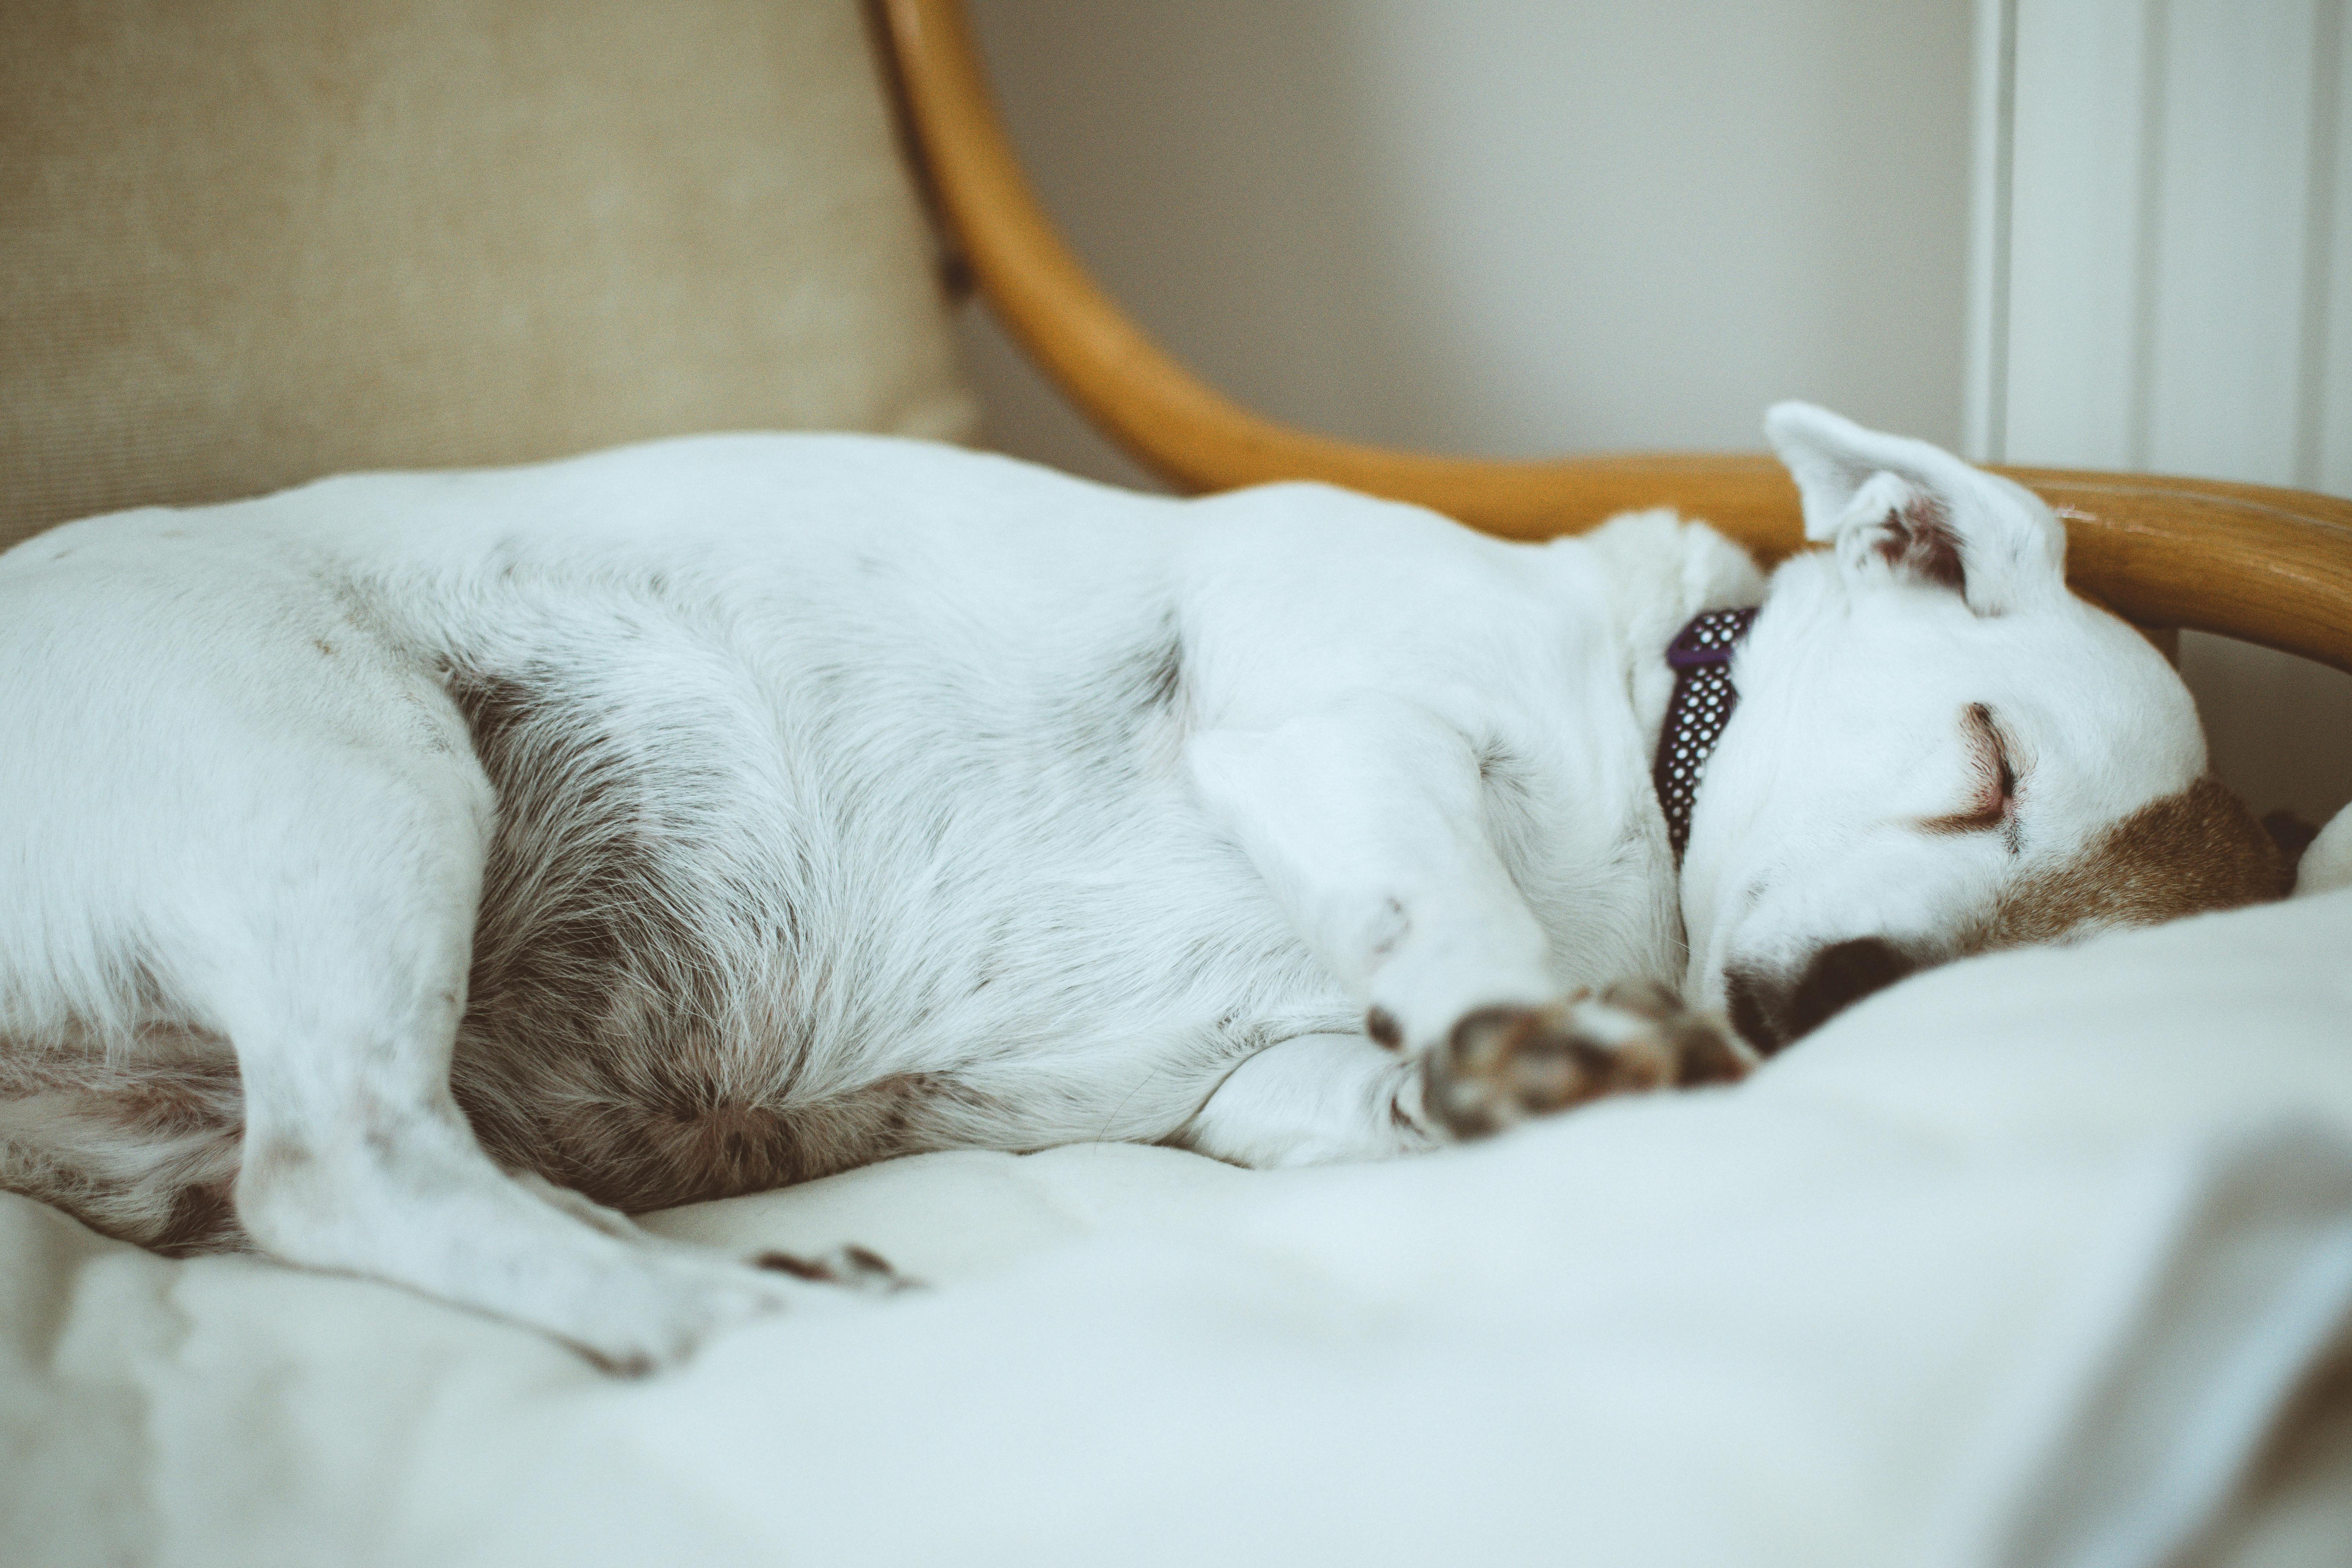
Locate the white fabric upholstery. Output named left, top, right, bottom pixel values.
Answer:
left=6, top=888, right=2350, bottom=1567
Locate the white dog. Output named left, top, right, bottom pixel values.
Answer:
left=0, top=405, right=2283, bottom=1368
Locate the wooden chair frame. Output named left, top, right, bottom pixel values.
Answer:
left=876, top=0, right=2352, bottom=677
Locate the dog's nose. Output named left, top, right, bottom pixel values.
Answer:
left=1725, top=937, right=1919, bottom=1056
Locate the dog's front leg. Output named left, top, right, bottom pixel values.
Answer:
left=1174, top=1032, right=1437, bottom=1167
left=1190, top=696, right=1555, bottom=1047
left=1186, top=695, right=1745, bottom=1154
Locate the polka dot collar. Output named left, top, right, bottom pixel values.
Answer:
left=1653, top=607, right=1759, bottom=865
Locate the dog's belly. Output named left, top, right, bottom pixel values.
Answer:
left=434, top=602, right=1349, bottom=1212
left=449, top=814, right=1345, bottom=1212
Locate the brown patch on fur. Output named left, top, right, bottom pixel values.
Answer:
left=1982, top=776, right=2289, bottom=951
left=0, top=1049, right=248, bottom=1253
left=1883, top=494, right=1965, bottom=591
left=153, top=1179, right=241, bottom=1256
left=114, top=1074, right=238, bottom=1139
left=467, top=1065, right=998, bottom=1214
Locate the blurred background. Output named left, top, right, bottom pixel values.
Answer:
left=955, top=0, right=2352, bottom=827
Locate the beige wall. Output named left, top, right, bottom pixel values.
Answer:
left=954, top=0, right=1975, bottom=488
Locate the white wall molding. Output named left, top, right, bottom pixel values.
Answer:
left=1963, top=0, right=2017, bottom=461
left=1971, top=0, right=2352, bottom=823
left=1979, top=0, right=2350, bottom=483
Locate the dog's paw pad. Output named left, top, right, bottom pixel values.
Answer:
left=753, top=1244, right=920, bottom=1293
left=1425, top=989, right=1750, bottom=1138
left=1594, top=981, right=1753, bottom=1087
left=1425, top=1002, right=1615, bottom=1138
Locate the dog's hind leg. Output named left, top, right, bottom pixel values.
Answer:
left=0, top=578, right=894, bottom=1369
left=187, top=744, right=892, bottom=1371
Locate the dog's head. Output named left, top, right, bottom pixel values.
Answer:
left=1682, top=403, right=2287, bottom=1054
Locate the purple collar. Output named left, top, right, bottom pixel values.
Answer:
left=1654, top=607, right=1759, bottom=864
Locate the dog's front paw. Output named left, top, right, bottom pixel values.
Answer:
left=1422, top=981, right=1752, bottom=1138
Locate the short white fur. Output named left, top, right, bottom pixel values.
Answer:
left=0, top=406, right=2224, bottom=1366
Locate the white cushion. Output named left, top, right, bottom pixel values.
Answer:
left=5, top=890, right=2349, bottom=1566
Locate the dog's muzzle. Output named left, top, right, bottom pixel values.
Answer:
left=1724, top=937, right=1919, bottom=1056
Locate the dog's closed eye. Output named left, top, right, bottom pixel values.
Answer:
left=1923, top=703, right=2018, bottom=844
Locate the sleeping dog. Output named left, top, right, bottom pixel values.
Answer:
left=0, top=404, right=2284, bottom=1367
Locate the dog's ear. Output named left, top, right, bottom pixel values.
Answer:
left=1764, top=402, right=2067, bottom=615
